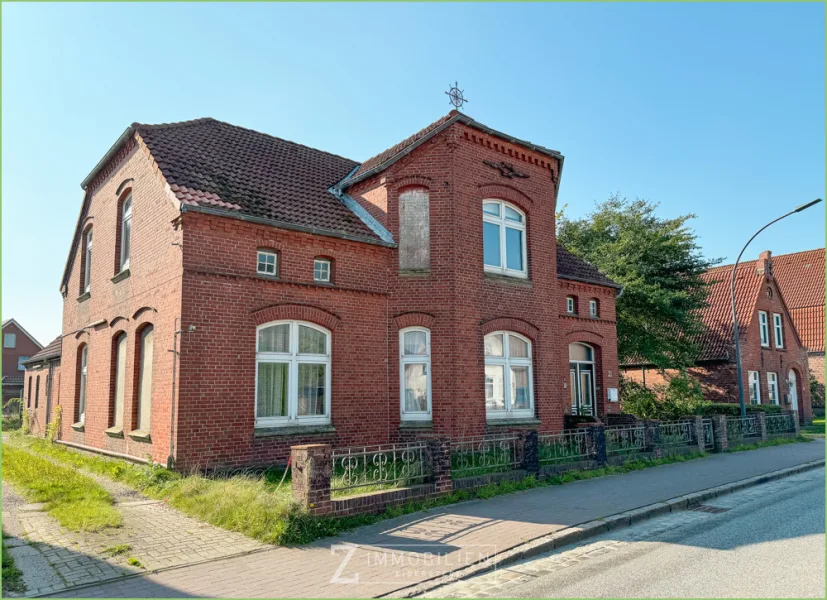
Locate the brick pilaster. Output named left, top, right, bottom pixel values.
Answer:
left=425, top=436, right=453, bottom=494
left=757, top=412, right=768, bottom=441
left=291, top=443, right=332, bottom=515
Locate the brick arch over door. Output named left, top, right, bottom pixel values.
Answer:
left=481, top=317, right=539, bottom=341
left=252, top=303, right=341, bottom=331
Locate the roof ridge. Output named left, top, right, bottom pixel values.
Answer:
left=135, top=117, right=361, bottom=166
left=709, top=247, right=825, bottom=272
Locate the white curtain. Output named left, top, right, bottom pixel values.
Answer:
left=257, top=362, right=288, bottom=417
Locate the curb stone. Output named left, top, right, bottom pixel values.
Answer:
left=384, top=458, right=825, bottom=599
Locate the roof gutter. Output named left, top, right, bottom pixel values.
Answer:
left=557, top=274, right=624, bottom=290
left=80, top=125, right=135, bottom=190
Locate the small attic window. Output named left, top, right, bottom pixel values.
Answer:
left=257, top=250, right=278, bottom=276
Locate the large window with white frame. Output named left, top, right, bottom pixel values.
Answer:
left=758, top=311, right=769, bottom=347
left=767, top=372, right=779, bottom=405
left=772, top=313, right=784, bottom=348
left=484, top=332, right=534, bottom=419
left=748, top=370, right=761, bottom=404
left=255, top=321, right=331, bottom=427
left=119, top=194, right=132, bottom=272
left=399, top=327, right=432, bottom=421
left=482, top=200, right=527, bottom=278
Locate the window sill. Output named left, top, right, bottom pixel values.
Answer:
left=71, top=421, right=85, bottom=432
left=400, top=420, right=433, bottom=430
left=486, top=417, right=541, bottom=427
left=398, top=269, right=431, bottom=278
left=111, top=268, right=131, bottom=284
left=76, top=292, right=91, bottom=304
left=104, top=426, right=124, bottom=439
left=256, top=273, right=280, bottom=282
left=128, top=430, right=151, bottom=443
left=484, top=272, right=532, bottom=287
left=254, top=424, right=335, bottom=438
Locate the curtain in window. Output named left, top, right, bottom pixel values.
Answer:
left=403, top=331, right=427, bottom=356
left=257, top=362, right=288, bottom=418
left=259, top=324, right=289, bottom=353
left=298, top=364, right=326, bottom=416
left=403, top=364, right=428, bottom=412
left=298, top=325, right=326, bottom=354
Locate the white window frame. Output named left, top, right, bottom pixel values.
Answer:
left=482, top=200, right=528, bottom=278
left=767, top=372, right=779, bottom=405
left=589, top=299, right=598, bottom=318
left=3, top=333, right=16, bottom=348
left=314, top=258, right=331, bottom=283
left=83, top=228, right=93, bottom=293
left=772, top=313, right=784, bottom=348
left=120, top=194, right=132, bottom=271
left=566, top=297, right=576, bottom=314
left=255, top=320, right=331, bottom=428
left=748, top=371, right=761, bottom=404
left=758, top=311, right=769, bottom=347
left=257, top=250, right=278, bottom=276
left=78, top=345, right=88, bottom=424
left=484, top=331, right=534, bottom=420
left=399, top=327, right=432, bottom=421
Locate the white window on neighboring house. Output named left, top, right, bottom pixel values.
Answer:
left=484, top=332, right=534, bottom=419
left=314, top=258, right=331, bottom=283
left=83, top=228, right=93, bottom=293
left=482, top=200, right=527, bottom=278
left=17, top=357, right=28, bottom=371
left=120, top=194, right=132, bottom=271
left=4, top=333, right=16, bottom=348
left=257, top=250, right=277, bottom=276
left=589, top=299, right=598, bottom=318
left=767, top=372, right=779, bottom=405
left=758, top=311, right=769, bottom=347
left=748, top=371, right=761, bottom=404
left=255, top=321, right=331, bottom=427
left=772, top=313, right=784, bottom=348
left=566, top=296, right=576, bottom=314
left=400, top=327, right=431, bottom=421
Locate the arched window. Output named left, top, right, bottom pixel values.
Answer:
left=77, top=344, right=88, bottom=424
left=255, top=321, right=331, bottom=427
left=34, top=375, right=40, bottom=409
left=135, top=326, right=154, bottom=432
left=111, top=333, right=127, bottom=429
left=400, top=327, right=431, bottom=420
left=482, top=200, right=527, bottom=278
left=569, top=343, right=596, bottom=416
left=119, top=194, right=132, bottom=272
left=82, top=227, right=93, bottom=294
left=484, top=332, right=533, bottom=418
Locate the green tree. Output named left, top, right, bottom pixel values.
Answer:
left=558, top=194, right=719, bottom=368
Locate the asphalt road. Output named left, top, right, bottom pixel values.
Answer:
left=426, top=467, right=826, bottom=598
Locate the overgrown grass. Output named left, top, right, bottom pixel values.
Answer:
left=1, top=446, right=121, bottom=532
left=2, top=540, right=25, bottom=593
left=801, top=418, right=825, bottom=437
left=727, top=435, right=812, bottom=452
left=2, top=415, right=21, bottom=431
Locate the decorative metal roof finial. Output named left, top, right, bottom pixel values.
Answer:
left=445, top=82, right=468, bottom=111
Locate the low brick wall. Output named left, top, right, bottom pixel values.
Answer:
left=453, top=469, right=528, bottom=491
left=329, top=483, right=436, bottom=516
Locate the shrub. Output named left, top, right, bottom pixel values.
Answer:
left=810, top=374, right=825, bottom=409
left=620, top=372, right=709, bottom=420
left=695, top=403, right=783, bottom=417
left=46, top=405, right=62, bottom=442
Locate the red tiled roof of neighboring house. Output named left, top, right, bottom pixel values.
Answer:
left=22, top=336, right=62, bottom=365
left=133, top=118, right=382, bottom=243
left=556, top=246, right=622, bottom=289
left=708, top=249, right=825, bottom=353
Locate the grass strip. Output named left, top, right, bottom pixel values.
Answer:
left=801, top=418, right=825, bottom=437
left=1, top=446, right=121, bottom=532
left=727, top=435, right=812, bottom=452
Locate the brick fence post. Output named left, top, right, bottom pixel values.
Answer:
left=522, top=430, right=540, bottom=477
left=291, top=444, right=332, bottom=515
left=591, top=425, right=607, bottom=466
left=425, top=436, right=453, bottom=495
left=692, top=416, right=705, bottom=452
left=712, top=415, right=728, bottom=453
left=757, top=412, right=768, bottom=441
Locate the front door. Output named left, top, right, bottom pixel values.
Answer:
left=570, top=364, right=595, bottom=416
left=788, top=370, right=799, bottom=412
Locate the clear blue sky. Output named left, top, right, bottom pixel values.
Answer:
left=3, top=2, right=824, bottom=344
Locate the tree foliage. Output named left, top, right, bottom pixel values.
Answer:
left=558, top=194, right=720, bottom=368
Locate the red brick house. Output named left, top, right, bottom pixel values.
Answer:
left=623, top=250, right=813, bottom=423
left=28, top=111, right=622, bottom=468
left=2, top=319, right=42, bottom=408
left=20, top=336, right=62, bottom=433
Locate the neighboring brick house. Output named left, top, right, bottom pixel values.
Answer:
left=33, top=111, right=621, bottom=468
left=623, top=250, right=812, bottom=423
left=2, top=319, right=42, bottom=408
left=20, top=337, right=62, bottom=434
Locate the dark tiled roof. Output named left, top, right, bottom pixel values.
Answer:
left=2, top=376, right=24, bottom=386
left=134, top=118, right=383, bottom=243
left=556, top=246, right=622, bottom=289
left=23, top=336, right=62, bottom=365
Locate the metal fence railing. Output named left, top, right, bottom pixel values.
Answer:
left=765, top=413, right=796, bottom=435
left=702, top=418, right=714, bottom=448
left=657, top=420, right=698, bottom=448
left=330, top=441, right=428, bottom=494
left=451, top=434, right=524, bottom=478
left=725, top=415, right=761, bottom=440
left=605, top=425, right=646, bottom=455
left=538, top=430, right=594, bottom=464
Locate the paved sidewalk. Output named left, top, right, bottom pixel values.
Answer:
left=51, top=440, right=824, bottom=599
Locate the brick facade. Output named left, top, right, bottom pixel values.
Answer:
left=37, top=116, right=620, bottom=469
left=2, top=320, right=42, bottom=405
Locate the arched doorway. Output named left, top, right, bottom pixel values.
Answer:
left=569, top=343, right=596, bottom=416
left=787, top=370, right=799, bottom=413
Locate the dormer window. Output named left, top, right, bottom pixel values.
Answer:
left=566, top=296, right=576, bottom=314
left=257, top=250, right=278, bottom=276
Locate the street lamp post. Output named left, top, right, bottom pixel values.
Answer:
left=731, top=199, right=823, bottom=417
